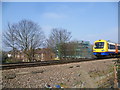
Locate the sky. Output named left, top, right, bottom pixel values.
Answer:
left=2, top=2, right=118, bottom=50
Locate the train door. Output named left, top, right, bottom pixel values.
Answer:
left=115, top=44, right=118, bottom=54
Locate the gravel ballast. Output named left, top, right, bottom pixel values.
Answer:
left=2, top=58, right=116, bottom=88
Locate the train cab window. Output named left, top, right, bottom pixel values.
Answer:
left=95, top=42, right=104, bottom=49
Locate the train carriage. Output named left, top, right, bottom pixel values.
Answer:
left=93, top=40, right=120, bottom=57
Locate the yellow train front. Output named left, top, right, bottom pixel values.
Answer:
left=93, top=40, right=120, bottom=57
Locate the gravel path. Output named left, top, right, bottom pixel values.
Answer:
left=2, top=58, right=116, bottom=88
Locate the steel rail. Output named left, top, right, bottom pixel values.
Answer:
left=1, top=58, right=117, bottom=70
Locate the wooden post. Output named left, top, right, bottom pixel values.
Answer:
left=114, top=62, right=118, bottom=88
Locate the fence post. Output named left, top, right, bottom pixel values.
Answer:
left=114, top=61, right=118, bottom=88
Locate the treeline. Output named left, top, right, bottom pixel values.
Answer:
left=3, top=19, right=72, bottom=61
left=2, top=19, right=92, bottom=62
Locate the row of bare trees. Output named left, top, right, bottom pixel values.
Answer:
left=3, top=19, right=72, bottom=61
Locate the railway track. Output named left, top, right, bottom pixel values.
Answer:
left=1, top=58, right=118, bottom=70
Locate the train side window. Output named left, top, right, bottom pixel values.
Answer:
left=113, top=45, right=115, bottom=49
left=118, top=46, right=120, bottom=50
left=109, top=44, right=115, bottom=49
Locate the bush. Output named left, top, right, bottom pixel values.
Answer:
left=2, top=52, right=9, bottom=63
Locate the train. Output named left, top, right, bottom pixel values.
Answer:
left=93, top=39, right=120, bottom=57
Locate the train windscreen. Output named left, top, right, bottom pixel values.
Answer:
left=94, top=42, right=104, bottom=49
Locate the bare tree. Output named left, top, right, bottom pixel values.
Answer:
left=46, top=28, right=71, bottom=59
left=3, top=23, right=17, bottom=60
left=3, top=20, right=45, bottom=61
left=15, top=20, right=45, bottom=61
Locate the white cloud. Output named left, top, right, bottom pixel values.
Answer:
left=42, top=25, right=52, bottom=31
left=42, top=12, right=66, bottom=19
